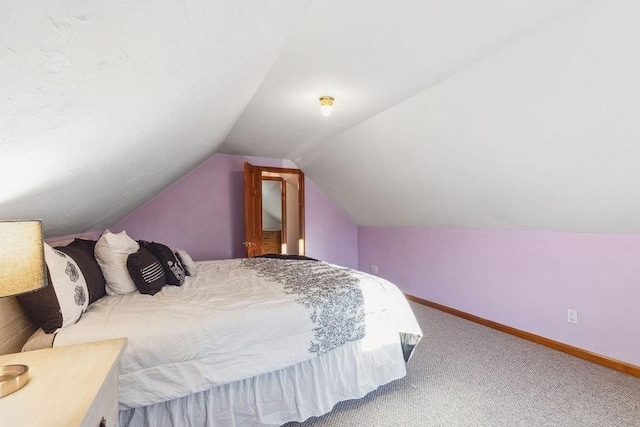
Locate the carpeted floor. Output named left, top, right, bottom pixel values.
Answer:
left=284, top=301, right=640, bottom=427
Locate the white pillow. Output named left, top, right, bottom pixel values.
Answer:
left=44, top=243, right=89, bottom=331
left=95, top=230, right=139, bottom=295
left=174, top=248, right=196, bottom=276
left=17, top=243, right=90, bottom=334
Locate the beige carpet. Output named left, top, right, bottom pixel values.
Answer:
left=284, top=301, right=640, bottom=427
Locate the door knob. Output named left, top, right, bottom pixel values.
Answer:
left=243, top=242, right=256, bottom=247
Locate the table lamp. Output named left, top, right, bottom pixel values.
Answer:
left=0, top=220, right=48, bottom=398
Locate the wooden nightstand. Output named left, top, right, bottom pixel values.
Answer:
left=0, top=338, right=127, bottom=427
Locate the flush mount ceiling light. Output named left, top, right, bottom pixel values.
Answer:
left=319, top=96, right=334, bottom=117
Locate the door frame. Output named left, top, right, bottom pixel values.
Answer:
left=243, top=162, right=305, bottom=257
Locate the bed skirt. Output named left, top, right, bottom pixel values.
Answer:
left=119, top=336, right=407, bottom=427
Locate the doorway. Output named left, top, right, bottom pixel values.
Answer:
left=243, top=162, right=305, bottom=257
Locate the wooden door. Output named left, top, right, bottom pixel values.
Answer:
left=243, top=162, right=262, bottom=257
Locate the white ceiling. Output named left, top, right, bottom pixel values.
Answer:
left=5, top=0, right=640, bottom=236
left=0, top=0, right=311, bottom=236
left=221, top=0, right=585, bottom=160
left=293, top=0, right=640, bottom=232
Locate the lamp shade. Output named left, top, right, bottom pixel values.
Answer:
left=0, top=220, right=47, bottom=297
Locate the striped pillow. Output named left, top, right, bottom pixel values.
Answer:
left=127, top=248, right=166, bottom=295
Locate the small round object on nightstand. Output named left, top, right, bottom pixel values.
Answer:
left=0, top=364, right=29, bottom=398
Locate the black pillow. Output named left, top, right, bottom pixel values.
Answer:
left=57, top=239, right=106, bottom=304
left=139, top=241, right=185, bottom=286
left=67, top=238, right=98, bottom=252
left=17, top=268, right=61, bottom=334
left=127, top=248, right=166, bottom=295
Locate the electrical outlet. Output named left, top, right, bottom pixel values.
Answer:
left=370, top=265, right=378, bottom=274
left=567, top=309, right=578, bottom=324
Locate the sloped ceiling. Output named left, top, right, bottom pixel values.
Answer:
left=4, top=0, right=639, bottom=236
left=0, top=0, right=311, bottom=236
left=222, top=0, right=585, bottom=160
left=303, top=0, right=640, bottom=232
left=225, top=0, right=640, bottom=233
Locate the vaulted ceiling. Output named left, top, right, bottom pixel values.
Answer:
left=3, top=0, right=639, bottom=236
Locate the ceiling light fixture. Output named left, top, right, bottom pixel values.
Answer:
left=319, top=96, right=334, bottom=117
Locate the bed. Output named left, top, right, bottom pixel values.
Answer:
left=13, top=237, right=422, bottom=426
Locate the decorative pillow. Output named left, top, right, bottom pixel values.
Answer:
left=66, top=238, right=97, bottom=252
left=127, top=248, right=166, bottom=295
left=17, top=243, right=89, bottom=334
left=139, top=241, right=185, bottom=286
left=174, top=249, right=196, bottom=276
left=94, top=230, right=139, bottom=295
left=57, top=239, right=106, bottom=304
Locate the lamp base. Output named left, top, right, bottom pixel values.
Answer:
left=0, top=364, right=29, bottom=398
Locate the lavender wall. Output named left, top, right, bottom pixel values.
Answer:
left=358, top=226, right=640, bottom=367
left=305, top=179, right=358, bottom=268
left=110, top=154, right=358, bottom=268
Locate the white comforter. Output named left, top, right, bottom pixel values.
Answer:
left=55, top=259, right=421, bottom=409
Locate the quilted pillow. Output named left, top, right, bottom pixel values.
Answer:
left=139, top=241, right=185, bottom=286
left=95, top=230, right=140, bottom=295
left=17, top=243, right=89, bottom=334
left=127, top=248, right=166, bottom=295
left=57, top=238, right=106, bottom=304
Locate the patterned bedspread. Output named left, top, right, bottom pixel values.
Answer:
left=242, top=258, right=366, bottom=355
